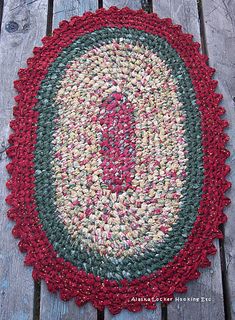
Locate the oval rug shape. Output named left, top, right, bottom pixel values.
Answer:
left=6, top=6, right=231, bottom=314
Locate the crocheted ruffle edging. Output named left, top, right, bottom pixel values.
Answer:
left=6, top=6, right=231, bottom=315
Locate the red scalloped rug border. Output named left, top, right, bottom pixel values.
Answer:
left=5, top=6, right=231, bottom=315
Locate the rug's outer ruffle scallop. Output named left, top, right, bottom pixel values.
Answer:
left=6, top=6, right=231, bottom=315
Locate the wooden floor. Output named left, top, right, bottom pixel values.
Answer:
left=0, top=0, right=234, bottom=319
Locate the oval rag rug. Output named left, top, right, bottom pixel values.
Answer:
left=6, top=6, right=231, bottom=315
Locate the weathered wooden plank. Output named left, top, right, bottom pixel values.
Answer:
left=167, top=244, right=224, bottom=320
left=153, top=0, right=201, bottom=43
left=53, top=0, right=98, bottom=28
left=105, top=309, right=162, bottom=320
left=40, top=290, right=97, bottom=320
left=0, top=0, right=48, bottom=319
left=103, top=0, right=142, bottom=10
left=103, top=3, right=161, bottom=320
left=40, top=282, right=96, bottom=320
left=39, top=1, right=98, bottom=320
left=202, top=1, right=235, bottom=319
left=153, top=1, right=225, bottom=319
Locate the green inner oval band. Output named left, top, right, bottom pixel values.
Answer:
left=34, top=27, right=203, bottom=281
